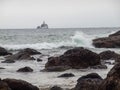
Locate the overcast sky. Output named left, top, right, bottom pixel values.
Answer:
left=0, top=0, right=120, bottom=28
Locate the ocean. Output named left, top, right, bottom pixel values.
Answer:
left=0, top=28, right=120, bottom=89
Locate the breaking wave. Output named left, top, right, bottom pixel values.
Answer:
left=0, top=31, right=97, bottom=50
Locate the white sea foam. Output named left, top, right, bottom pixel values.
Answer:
left=71, top=31, right=95, bottom=48
left=0, top=31, right=96, bottom=50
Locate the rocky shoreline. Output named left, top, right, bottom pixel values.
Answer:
left=0, top=30, right=120, bottom=90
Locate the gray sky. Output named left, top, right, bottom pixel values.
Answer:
left=0, top=0, right=120, bottom=28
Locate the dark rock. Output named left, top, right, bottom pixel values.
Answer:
left=3, top=78, right=39, bottom=90
left=1, top=60, right=15, bottom=63
left=109, top=30, right=120, bottom=37
left=0, top=80, right=11, bottom=90
left=58, top=73, right=75, bottom=78
left=74, top=73, right=103, bottom=90
left=98, top=63, right=120, bottom=90
left=17, top=66, right=33, bottom=72
left=0, top=67, right=5, bottom=69
left=91, top=64, right=107, bottom=69
left=28, top=57, right=36, bottom=60
left=93, top=31, right=120, bottom=48
left=19, top=48, right=41, bottom=55
left=45, top=47, right=101, bottom=71
left=99, top=50, right=120, bottom=60
left=50, top=86, right=63, bottom=90
left=105, top=61, right=113, bottom=65
left=0, top=47, right=12, bottom=56
left=37, top=58, right=42, bottom=62
left=43, top=66, right=70, bottom=72
left=5, top=48, right=40, bottom=61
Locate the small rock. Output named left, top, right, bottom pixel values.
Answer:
left=58, top=73, right=75, bottom=78
left=1, top=60, right=15, bottom=63
left=0, top=67, right=5, bottom=69
left=17, top=66, right=33, bottom=72
left=37, top=58, right=42, bottom=62
left=91, top=64, right=107, bottom=69
left=50, top=86, right=63, bottom=90
left=43, top=66, right=71, bottom=72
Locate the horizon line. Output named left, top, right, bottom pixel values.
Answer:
left=0, top=27, right=120, bottom=30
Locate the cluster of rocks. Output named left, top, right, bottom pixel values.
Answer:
left=0, top=31, right=120, bottom=90
left=51, top=62, right=120, bottom=90
left=93, top=30, right=120, bottom=48
left=73, top=62, right=120, bottom=90
left=0, top=48, right=42, bottom=63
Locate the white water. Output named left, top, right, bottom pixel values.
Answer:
left=0, top=28, right=119, bottom=89
left=0, top=30, right=110, bottom=50
left=0, top=58, right=114, bottom=89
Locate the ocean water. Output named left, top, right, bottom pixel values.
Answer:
left=0, top=28, right=120, bottom=89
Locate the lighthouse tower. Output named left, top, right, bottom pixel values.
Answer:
left=40, top=21, right=48, bottom=29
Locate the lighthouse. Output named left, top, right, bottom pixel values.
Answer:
left=37, top=21, right=49, bottom=29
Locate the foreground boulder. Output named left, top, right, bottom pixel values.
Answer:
left=98, top=63, right=120, bottom=90
left=17, top=66, right=33, bottom=72
left=0, top=47, right=11, bottom=56
left=93, top=30, right=120, bottom=48
left=3, top=78, right=39, bottom=90
left=5, top=48, right=41, bottom=61
left=45, top=47, right=101, bottom=71
left=74, top=73, right=103, bottom=90
left=0, top=80, right=11, bottom=90
left=99, top=50, right=120, bottom=62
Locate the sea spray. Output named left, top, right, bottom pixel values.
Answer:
left=0, top=31, right=95, bottom=50
left=71, top=31, right=94, bottom=48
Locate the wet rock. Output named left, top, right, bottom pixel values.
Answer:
left=0, top=67, right=5, bottom=69
left=90, top=64, right=107, bottom=69
left=0, top=80, right=11, bottom=90
left=3, top=78, right=39, bottom=90
left=74, top=73, right=103, bottom=90
left=37, top=58, right=42, bottom=62
left=98, top=63, right=120, bottom=90
left=45, top=47, right=101, bottom=71
left=58, top=73, right=75, bottom=78
left=0, top=47, right=12, bottom=56
left=105, top=61, right=113, bottom=65
left=19, top=48, right=41, bottom=55
left=43, top=66, right=70, bottom=72
left=29, top=57, right=36, bottom=60
left=17, top=66, right=33, bottom=72
left=93, top=30, right=120, bottom=48
left=99, top=50, right=120, bottom=61
left=1, top=60, right=15, bottom=63
left=50, top=86, right=63, bottom=90
left=5, top=48, right=40, bottom=61
left=109, top=30, right=120, bottom=37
